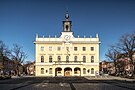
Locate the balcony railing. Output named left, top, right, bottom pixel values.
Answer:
left=53, top=61, right=83, bottom=65
left=35, top=61, right=99, bottom=66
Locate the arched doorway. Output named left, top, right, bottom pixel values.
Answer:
left=55, top=67, right=62, bottom=76
left=74, top=67, right=81, bottom=76
left=64, top=67, right=72, bottom=76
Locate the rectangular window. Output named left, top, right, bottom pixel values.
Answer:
left=41, top=56, right=44, bottom=62
left=83, top=68, right=86, bottom=74
left=91, top=68, right=94, bottom=74
left=49, top=46, right=52, bottom=51
left=49, top=68, right=52, bottom=74
left=91, top=47, right=94, bottom=51
left=57, top=47, right=61, bottom=51
left=83, top=56, right=86, bottom=63
left=74, top=47, right=77, bottom=51
left=66, top=56, right=69, bottom=62
left=49, top=56, right=53, bottom=63
left=41, top=46, right=44, bottom=51
left=82, top=47, right=86, bottom=51
left=91, top=56, right=94, bottom=63
left=41, top=68, right=44, bottom=74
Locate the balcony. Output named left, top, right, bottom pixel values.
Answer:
left=35, top=61, right=99, bottom=66
left=53, top=61, right=83, bottom=65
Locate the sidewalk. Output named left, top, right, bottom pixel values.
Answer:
left=85, top=76, right=135, bottom=82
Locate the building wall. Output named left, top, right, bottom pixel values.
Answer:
left=35, top=38, right=100, bottom=76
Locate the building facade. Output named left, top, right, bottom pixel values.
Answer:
left=23, top=61, right=35, bottom=75
left=34, top=13, right=100, bottom=76
left=100, top=61, right=115, bottom=75
left=0, top=55, right=14, bottom=75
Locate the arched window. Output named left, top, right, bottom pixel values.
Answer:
left=66, top=25, right=69, bottom=31
left=41, top=56, right=44, bottom=62
left=66, top=56, right=69, bottom=62
left=49, top=68, right=52, bottom=74
left=91, top=56, right=94, bottom=63
left=58, top=56, right=61, bottom=62
left=91, top=68, right=94, bottom=74
left=41, top=68, right=44, bottom=74
left=74, top=56, right=77, bottom=62
left=83, top=68, right=86, bottom=74
left=49, top=56, right=52, bottom=63
left=83, top=56, right=86, bottom=63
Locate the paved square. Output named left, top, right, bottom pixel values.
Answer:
left=0, top=77, right=135, bottom=90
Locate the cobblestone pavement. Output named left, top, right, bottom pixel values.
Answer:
left=0, top=77, right=135, bottom=90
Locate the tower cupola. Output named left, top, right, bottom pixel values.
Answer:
left=63, top=11, right=72, bottom=32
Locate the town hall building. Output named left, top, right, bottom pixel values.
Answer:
left=34, top=12, right=100, bottom=76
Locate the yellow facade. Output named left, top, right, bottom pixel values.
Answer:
left=34, top=13, right=100, bottom=77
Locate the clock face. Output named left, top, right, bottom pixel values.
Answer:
left=64, top=35, right=70, bottom=41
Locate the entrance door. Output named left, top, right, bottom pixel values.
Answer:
left=65, top=71, right=70, bottom=76
left=64, top=67, right=72, bottom=76
left=55, top=67, right=62, bottom=76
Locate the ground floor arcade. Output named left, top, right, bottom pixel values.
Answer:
left=35, top=65, right=99, bottom=77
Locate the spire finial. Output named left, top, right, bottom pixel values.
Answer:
left=65, top=10, right=69, bottom=20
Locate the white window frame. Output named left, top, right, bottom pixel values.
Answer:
left=49, top=68, right=52, bottom=74
left=41, top=68, right=44, bottom=74
left=57, top=47, right=61, bottom=51
left=74, top=47, right=77, bottom=51
left=41, top=46, right=44, bottom=51
left=49, top=46, right=52, bottom=51
left=91, top=47, right=94, bottom=51
left=82, top=47, right=86, bottom=51
left=49, top=56, right=53, bottom=63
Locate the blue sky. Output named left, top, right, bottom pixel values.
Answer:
left=0, top=0, right=135, bottom=62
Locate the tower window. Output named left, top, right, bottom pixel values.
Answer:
left=66, top=25, right=69, bottom=31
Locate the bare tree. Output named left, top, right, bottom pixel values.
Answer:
left=0, top=40, right=11, bottom=73
left=105, top=46, right=120, bottom=75
left=11, top=44, right=27, bottom=76
left=106, top=31, right=135, bottom=76
left=116, top=32, right=135, bottom=74
left=0, top=40, right=11, bottom=57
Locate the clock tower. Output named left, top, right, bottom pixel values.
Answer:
left=61, top=11, right=74, bottom=41
left=63, top=11, right=72, bottom=32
